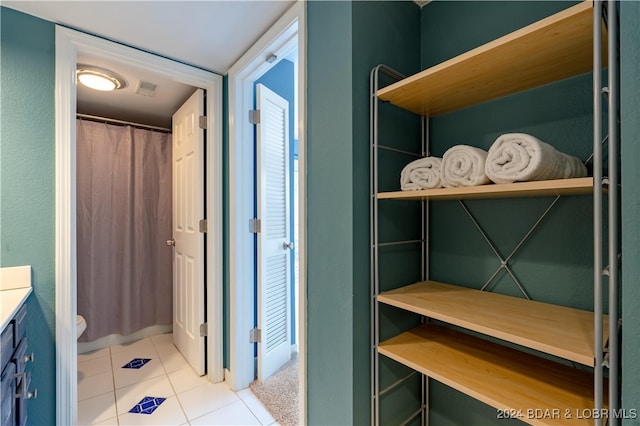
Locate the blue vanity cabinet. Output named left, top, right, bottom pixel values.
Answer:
left=0, top=304, right=35, bottom=426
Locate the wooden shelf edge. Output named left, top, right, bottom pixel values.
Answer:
left=376, top=1, right=607, bottom=116
left=379, top=324, right=607, bottom=426
left=378, top=177, right=595, bottom=201
left=378, top=281, right=609, bottom=367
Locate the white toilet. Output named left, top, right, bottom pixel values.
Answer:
left=76, top=315, right=87, bottom=339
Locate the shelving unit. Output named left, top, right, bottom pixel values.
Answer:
left=378, top=177, right=595, bottom=201
left=378, top=281, right=609, bottom=367
left=370, top=1, right=620, bottom=425
left=379, top=324, right=607, bottom=426
left=376, top=1, right=607, bottom=116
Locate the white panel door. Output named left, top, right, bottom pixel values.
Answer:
left=256, top=83, right=292, bottom=382
left=172, top=89, right=205, bottom=375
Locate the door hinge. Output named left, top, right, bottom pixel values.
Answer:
left=198, top=116, right=207, bottom=129
left=249, top=328, right=261, bottom=343
left=249, top=109, right=260, bottom=125
left=200, top=323, right=208, bottom=337
left=249, top=218, right=261, bottom=234
left=199, top=219, right=207, bottom=233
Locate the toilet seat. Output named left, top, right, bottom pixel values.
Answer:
left=76, top=315, right=87, bottom=339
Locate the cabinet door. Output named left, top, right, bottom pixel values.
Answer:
left=0, top=361, right=16, bottom=426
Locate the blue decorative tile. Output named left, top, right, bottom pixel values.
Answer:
left=122, top=358, right=151, bottom=369
left=129, top=396, right=166, bottom=415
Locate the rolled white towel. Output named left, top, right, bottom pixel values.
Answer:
left=441, top=145, right=491, bottom=187
left=400, top=157, right=443, bottom=190
left=485, top=133, right=587, bottom=184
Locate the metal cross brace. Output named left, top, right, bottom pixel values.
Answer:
left=458, top=195, right=561, bottom=300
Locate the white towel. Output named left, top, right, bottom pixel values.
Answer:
left=485, top=133, right=587, bottom=184
left=400, top=157, right=443, bottom=190
left=441, top=145, right=491, bottom=187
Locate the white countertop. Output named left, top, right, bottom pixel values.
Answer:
left=0, top=266, right=32, bottom=333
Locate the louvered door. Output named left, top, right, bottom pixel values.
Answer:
left=256, top=83, right=292, bottom=382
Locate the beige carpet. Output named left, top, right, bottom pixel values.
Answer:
left=250, top=354, right=299, bottom=426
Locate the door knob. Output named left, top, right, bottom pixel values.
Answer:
left=166, top=239, right=175, bottom=247
left=283, top=241, right=294, bottom=250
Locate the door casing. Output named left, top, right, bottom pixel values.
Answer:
left=227, top=3, right=306, bottom=424
left=54, top=26, right=223, bottom=426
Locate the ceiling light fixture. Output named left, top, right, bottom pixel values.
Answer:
left=76, top=65, right=127, bottom=91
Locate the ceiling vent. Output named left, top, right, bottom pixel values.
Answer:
left=135, top=80, right=159, bottom=97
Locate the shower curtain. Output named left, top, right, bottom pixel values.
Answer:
left=76, top=119, right=173, bottom=342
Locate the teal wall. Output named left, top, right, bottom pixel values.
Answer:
left=305, top=1, right=634, bottom=424
left=621, top=1, right=640, bottom=424
left=0, top=7, right=57, bottom=424
left=306, top=2, right=355, bottom=423
left=352, top=3, right=422, bottom=425
left=306, top=1, right=421, bottom=424
left=1, top=3, right=638, bottom=426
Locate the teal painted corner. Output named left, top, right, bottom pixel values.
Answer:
left=306, top=1, right=355, bottom=424
left=1, top=7, right=57, bottom=425
left=621, top=1, right=640, bottom=424
left=307, top=1, right=608, bottom=424
left=306, top=1, right=421, bottom=424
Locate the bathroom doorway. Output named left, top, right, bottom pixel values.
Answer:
left=54, top=27, right=223, bottom=425
left=75, top=51, right=198, bottom=355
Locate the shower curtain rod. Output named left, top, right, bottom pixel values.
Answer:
left=77, top=113, right=171, bottom=133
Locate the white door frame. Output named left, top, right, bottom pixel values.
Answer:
left=227, top=1, right=306, bottom=423
left=54, top=27, right=223, bottom=426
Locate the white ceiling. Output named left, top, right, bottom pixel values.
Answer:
left=4, top=1, right=294, bottom=73
left=3, top=0, right=295, bottom=128
left=76, top=51, right=198, bottom=129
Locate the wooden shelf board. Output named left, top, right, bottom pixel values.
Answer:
left=378, top=281, right=609, bottom=366
left=377, top=1, right=607, bottom=116
left=379, top=324, right=607, bottom=426
left=377, top=177, right=594, bottom=201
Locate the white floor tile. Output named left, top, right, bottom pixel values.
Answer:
left=79, top=356, right=113, bottom=381
left=79, top=371, right=115, bottom=402
left=117, top=396, right=187, bottom=426
left=111, top=349, right=164, bottom=389
left=77, top=335, right=273, bottom=426
left=190, top=400, right=261, bottom=425
left=155, top=344, right=190, bottom=373
left=110, top=344, right=159, bottom=365
left=167, top=366, right=209, bottom=394
left=177, top=382, right=240, bottom=421
left=237, top=389, right=276, bottom=425
left=78, top=347, right=111, bottom=362
left=149, top=333, right=173, bottom=347
left=115, top=375, right=176, bottom=415
left=110, top=338, right=156, bottom=355
left=78, top=391, right=117, bottom=425
left=92, top=416, right=119, bottom=426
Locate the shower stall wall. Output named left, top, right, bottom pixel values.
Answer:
left=76, top=118, right=173, bottom=343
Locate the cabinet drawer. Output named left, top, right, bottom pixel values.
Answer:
left=0, top=324, right=14, bottom=368
left=0, top=362, right=16, bottom=426
left=12, top=338, right=28, bottom=378
left=11, top=304, right=27, bottom=347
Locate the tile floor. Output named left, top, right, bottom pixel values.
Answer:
left=77, top=333, right=278, bottom=426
